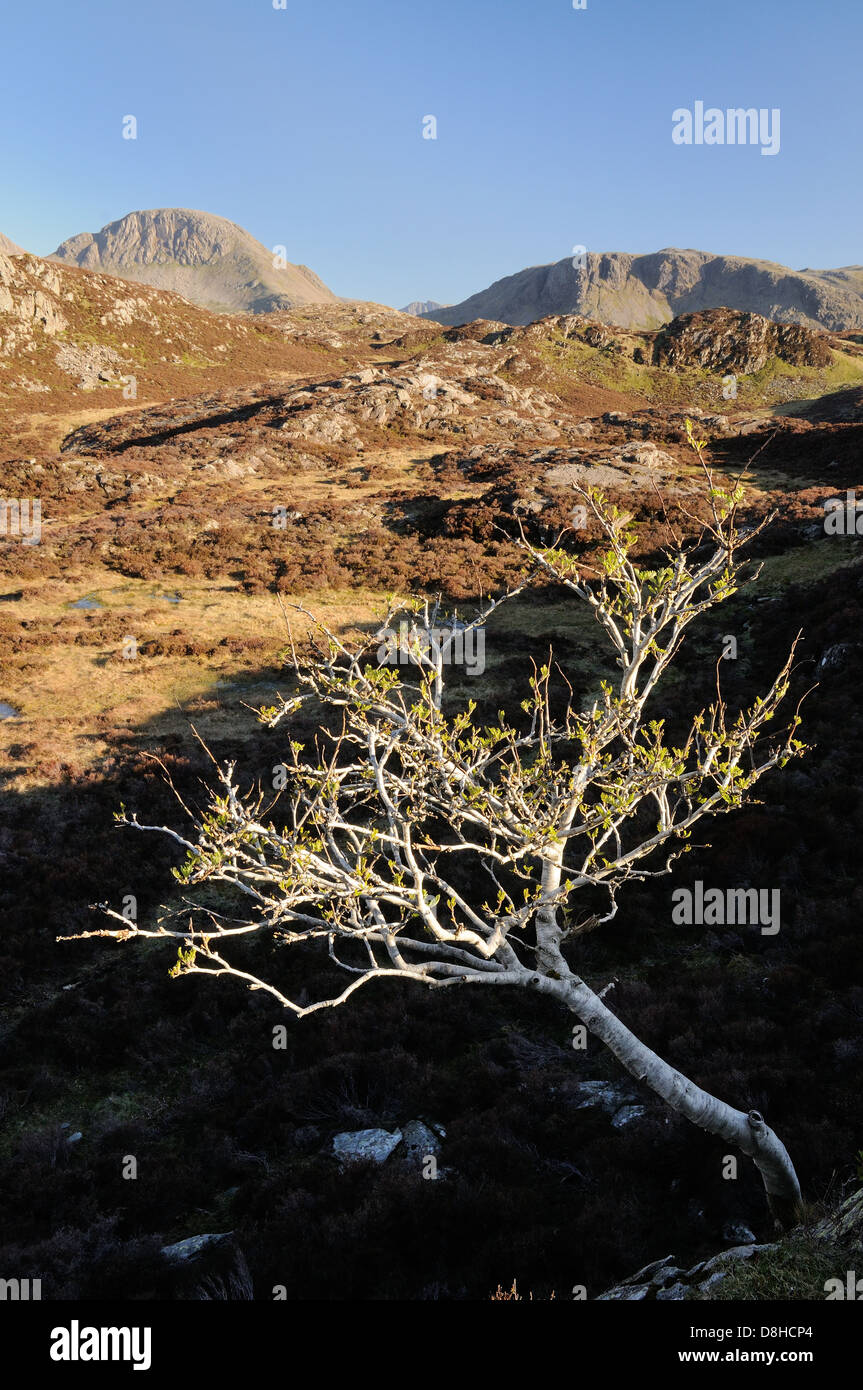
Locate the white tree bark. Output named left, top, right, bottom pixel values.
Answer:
left=529, top=969, right=802, bottom=1219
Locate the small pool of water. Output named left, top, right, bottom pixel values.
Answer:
left=149, top=593, right=183, bottom=603
left=0, top=702, right=20, bottom=719
left=69, top=596, right=103, bottom=610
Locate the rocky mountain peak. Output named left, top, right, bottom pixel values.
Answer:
left=51, top=208, right=336, bottom=315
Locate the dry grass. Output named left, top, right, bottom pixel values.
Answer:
left=0, top=573, right=385, bottom=786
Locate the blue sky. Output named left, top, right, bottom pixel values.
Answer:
left=1, top=0, right=860, bottom=307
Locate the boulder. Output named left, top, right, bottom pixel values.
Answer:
left=161, top=1232, right=234, bottom=1264
left=332, top=1127, right=403, bottom=1164
left=723, top=1220, right=757, bottom=1245
left=611, top=1105, right=649, bottom=1129
left=398, top=1120, right=443, bottom=1168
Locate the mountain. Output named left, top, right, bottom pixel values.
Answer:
left=426, top=248, right=863, bottom=333
left=50, top=208, right=337, bottom=315
left=400, top=300, right=446, bottom=317
left=0, top=231, right=25, bottom=254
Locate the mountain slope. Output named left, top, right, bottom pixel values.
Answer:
left=0, top=249, right=351, bottom=454
left=0, top=231, right=26, bottom=255
left=428, top=248, right=863, bottom=333
left=51, top=208, right=337, bottom=314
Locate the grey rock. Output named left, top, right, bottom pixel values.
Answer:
left=611, top=1104, right=648, bottom=1129
left=818, top=643, right=860, bottom=673
left=55, top=341, right=126, bottom=389
left=332, top=1127, right=403, bottom=1164
left=570, top=1080, right=637, bottom=1113
left=569, top=1080, right=647, bottom=1128
left=597, top=1242, right=770, bottom=1300
left=622, top=1256, right=675, bottom=1284
left=700, top=1243, right=770, bottom=1272
left=723, top=1221, right=757, bottom=1245
left=697, top=1270, right=730, bottom=1293
left=161, top=1232, right=234, bottom=1264
left=399, top=1120, right=443, bottom=1165
left=596, top=1282, right=651, bottom=1301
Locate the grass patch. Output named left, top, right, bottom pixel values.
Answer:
left=697, top=1234, right=862, bottom=1300
left=750, top=539, right=863, bottom=593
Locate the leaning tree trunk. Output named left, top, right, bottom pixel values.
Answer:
left=532, top=970, right=803, bottom=1229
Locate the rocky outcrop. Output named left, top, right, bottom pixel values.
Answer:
left=52, top=208, right=336, bottom=315
left=597, top=1244, right=771, bottom=1301
left=0, top=252, right=67, bottom=348
left=652, top=308, right=832, bottom=373
left=60, top=363, right=563, bottom=458
left=54, top=342, right=128, bottom=389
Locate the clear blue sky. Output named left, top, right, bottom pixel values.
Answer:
left=1, top=0, right=860, bottom=307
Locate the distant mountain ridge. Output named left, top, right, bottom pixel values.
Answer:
left=426, top=248, right=863, bottom=333
left=400, top=299, right=446, bottom=317
left=51, top=208, right=337, bottom=315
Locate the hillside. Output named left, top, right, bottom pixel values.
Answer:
left=0, top=249, right=379, bottom=453
left=428, top=248, right=863, bottom=333
left=51, top=208, right=337, bottom=315
left=2, top=267, right=863, bottom=1302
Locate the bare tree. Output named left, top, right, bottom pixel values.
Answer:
left=69, top=434, right=808, bottom=1224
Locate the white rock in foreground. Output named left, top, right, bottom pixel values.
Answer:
left=332, top=1128, right=403, bottom=1164
left=161, top=1232, right=234, bottom=1263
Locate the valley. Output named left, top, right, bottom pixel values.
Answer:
left=2, top=242, right=863, bottom=1304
